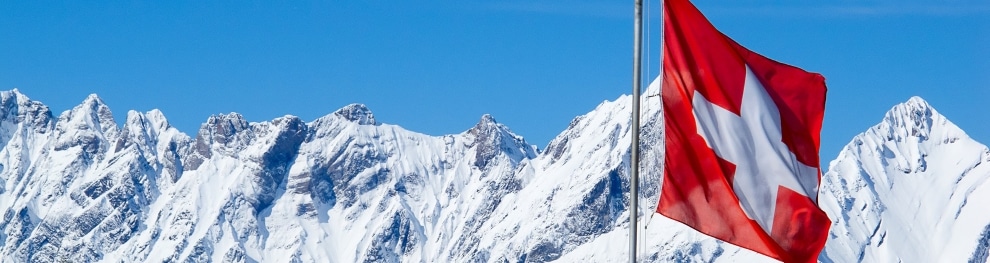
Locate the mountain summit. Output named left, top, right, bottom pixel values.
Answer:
left=819, top=96, right=990, bottom=263
left=333, top=103, right=376, bottom=125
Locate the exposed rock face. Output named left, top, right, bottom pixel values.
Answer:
left=333, top=103, right=376, bottom=125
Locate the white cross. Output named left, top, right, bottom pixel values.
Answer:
left=691, top=65, right=820, bottom=233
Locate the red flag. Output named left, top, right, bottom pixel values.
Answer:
left=656, top=0, right=830, bottom=262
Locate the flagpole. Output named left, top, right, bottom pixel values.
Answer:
left=630, top=0, right=643, bottom=261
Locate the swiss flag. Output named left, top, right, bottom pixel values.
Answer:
left=656, top=0, right=831, bottom=263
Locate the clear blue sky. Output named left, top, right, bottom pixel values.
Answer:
left=1, top=0, right=987, bottom=166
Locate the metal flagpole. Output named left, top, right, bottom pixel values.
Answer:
left=630, top=0, right=643, bottom=261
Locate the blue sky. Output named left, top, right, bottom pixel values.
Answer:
left=1, top=0, right=987, bottom=166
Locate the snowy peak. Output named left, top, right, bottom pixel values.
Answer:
left=50, top=94, right=120, bottom=155
left=820, top=96, right=990, bottom=263
left=118, top=109, right=190, bottom=183
left=333, top=103, right=376, bottom=125
left=478, top=113, right=496, bottom=125
left=856, top=96, right=971, bottom=173
left=876, top=96, right=945, bottom=141
left=465, top=114, right=500, bottom=138
left=124, top=110, right=172, bottom=137
left=81, top=94, right=116, bottom=131
left=66, top=93, right=117, bottom=134
left=1, top=88, right=30, bottom=104
left=463, top=114, right=537, bottom=168
left=0, top=89, right=53, bottom=131
left=120, top=109, right=185, bottom=152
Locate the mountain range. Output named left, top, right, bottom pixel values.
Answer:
left=0, top=82, right=987, bottom=262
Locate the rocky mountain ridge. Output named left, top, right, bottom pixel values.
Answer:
left=0, top=87, right=986, bottom=263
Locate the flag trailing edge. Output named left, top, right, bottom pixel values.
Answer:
left=656, top=0, right=831, bottom=263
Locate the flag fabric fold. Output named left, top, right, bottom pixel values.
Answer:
left=656, top=0, right=831, bottom=262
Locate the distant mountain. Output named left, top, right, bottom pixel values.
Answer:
left=819, top=97, right=990, bottom=263
left=0, top=85, right=986, bottom=262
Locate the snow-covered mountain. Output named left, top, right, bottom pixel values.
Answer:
left=819, top=97, right=990, bottom=263
left=0, top=85, right=986, bottom=263
left=0, top=82, right=764, bottom=263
